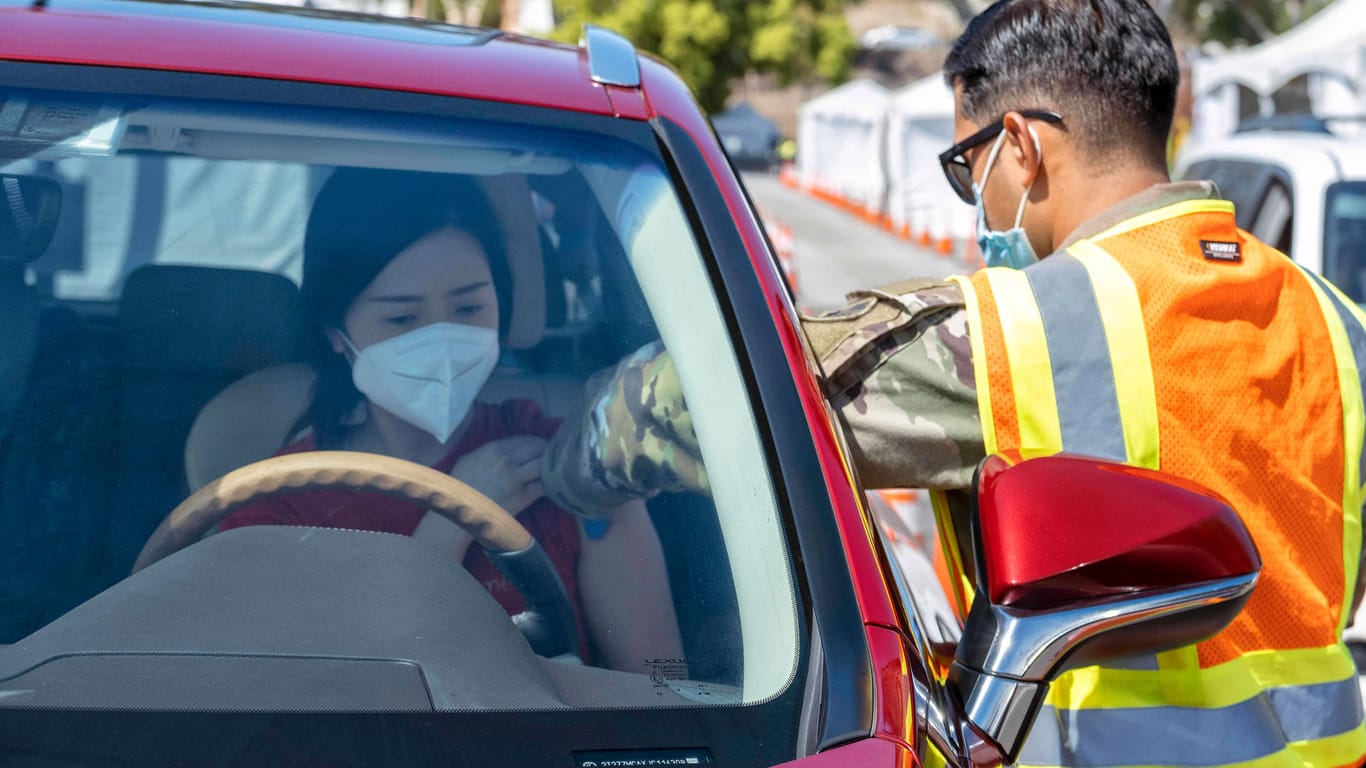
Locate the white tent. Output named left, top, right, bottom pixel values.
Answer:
left=796, top=79, right=891, bottom=215
left=883, top=73, right=974, bottom=245
left=1192, top=0, right=1366, bottom=142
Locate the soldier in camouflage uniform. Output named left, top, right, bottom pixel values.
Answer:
left=541, top=184, right=1239, bottom=613
left=542, top=181, right=1237, bottom=530
left=549, top=0, right=1366, bottom=761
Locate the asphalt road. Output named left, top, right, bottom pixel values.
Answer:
left=741, top=171, right=970, bottom=313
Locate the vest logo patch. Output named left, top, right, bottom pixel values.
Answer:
left=1201, top=240, right=1243, bottom=263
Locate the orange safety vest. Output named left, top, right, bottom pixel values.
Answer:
left=939, top=199, right=1366, bottom=768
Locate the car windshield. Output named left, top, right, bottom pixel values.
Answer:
left=0, top=74, right=799, bottom=720
left=1325, top=181, right=1366, bottom=305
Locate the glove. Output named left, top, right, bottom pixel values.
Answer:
left=543, top=341, right=709, bottom=518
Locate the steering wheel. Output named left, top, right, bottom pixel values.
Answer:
left=133, top=451, right=579, bottom=659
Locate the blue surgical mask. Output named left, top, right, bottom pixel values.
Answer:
left=974, top=129, right=1040, bottom=270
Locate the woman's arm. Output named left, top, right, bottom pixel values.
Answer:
left=576, top=499, right=684, bottom=675
left=185, top=363, right=315, bottom=491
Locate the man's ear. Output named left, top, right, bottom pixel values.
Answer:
left=1001, top=112, right=1043, bottom=188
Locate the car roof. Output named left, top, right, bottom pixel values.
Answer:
left=1182, top=129, right=1366, bottom=180
left=0, top=0, right=621, bottom=116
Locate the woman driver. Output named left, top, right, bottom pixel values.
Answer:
left=217, top=168, right=682, bottom=673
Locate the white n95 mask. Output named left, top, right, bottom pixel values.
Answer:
left=344, top=322, right=499, bottom=443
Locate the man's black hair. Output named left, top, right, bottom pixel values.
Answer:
left=944, top=0, right=1179, bottom=169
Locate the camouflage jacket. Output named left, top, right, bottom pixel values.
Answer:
left=543, top=182, right=1222, bottom=515
left=804, top=278, right=981, bottom=491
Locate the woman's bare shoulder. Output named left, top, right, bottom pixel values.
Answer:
left=185, top=364, right=317, bottom=490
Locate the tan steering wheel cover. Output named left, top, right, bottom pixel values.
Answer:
left=134, top=451, right=533, bottom=572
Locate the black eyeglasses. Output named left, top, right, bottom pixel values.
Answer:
left=938, top=110, right=1063, bottom=205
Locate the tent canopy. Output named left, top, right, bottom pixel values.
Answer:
left=1194, top=0, right=1366, bottom=99
left=796, top=79, right=891, bottom=210
left=889, top=73, right=954, bottom=120
left=800, top=79, right=891, bottom=122
left=884, top=73, right=972, bottom=240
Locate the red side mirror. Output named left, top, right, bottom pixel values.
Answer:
left=948, top=454, right=1261, bottom=766
left=974, top=454, right=1260, bottom=610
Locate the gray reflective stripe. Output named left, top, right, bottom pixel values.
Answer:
left=1023, top=252, right=1128, bottom=462
left=1018, top=677, right=1365, bottom=768
left=1302, top=269, right=1366, bottom=482
left=1101, top=654, right=1159, bottom=671
left=1269, top=678, right=1366, bottom=742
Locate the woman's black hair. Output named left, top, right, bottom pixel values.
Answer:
left=298, top=167, right=512, bottom=448
left=944, top=0, right=1179, bottom=170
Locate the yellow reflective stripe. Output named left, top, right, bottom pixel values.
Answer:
left=1068, top=241, right=1160, bottom=470
left=1288, top=722, right=1366, bottom=768
left=948, top=274, right=997, bottom=456
left=929, top=489, right=973, bottom=617
left=980, top=268, right=1063, bottom=456
left=922, top=738, right=950, bottom=768
left=1043, top=643, right=1358, bottom=710
left=1018, top=723, right=1366, bottom=768
left=1300, top=270, right=1366, bottom=634
left=1087, top=199, right=1236, bottom=245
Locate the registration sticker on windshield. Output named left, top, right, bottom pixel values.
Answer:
left=573, top=748, right=713, bottom=767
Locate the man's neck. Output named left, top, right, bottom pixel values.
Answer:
left=1049, top=165, right=1171, bottom=252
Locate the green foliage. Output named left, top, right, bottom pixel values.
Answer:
left=1165, top=0, right=1335, bottom=47
left=479, top=0, right=502, bottom=28
left=549, top=0, right=856, bottom=113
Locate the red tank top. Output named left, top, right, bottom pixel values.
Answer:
left=219, top=399, right=587, bottom=655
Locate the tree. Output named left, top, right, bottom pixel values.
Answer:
left=548, top=0, right=856, bottom=113
left=929, top=0, right=1335, bottom=49
left=1162, top=0, right=1335, bottom=47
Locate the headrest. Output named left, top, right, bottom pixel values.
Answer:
left=477, top=174, right=546, bottom=350
left=120, top=265, right=305, bottom=375
left=0, top=174, right=62, bottom=264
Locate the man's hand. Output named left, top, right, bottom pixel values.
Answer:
left=544, top=341, right=708, bottom=518
left=450, top=436, right=547, bottom=517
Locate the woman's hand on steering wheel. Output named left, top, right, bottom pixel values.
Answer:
left=449, top=436, right=547, bottom=518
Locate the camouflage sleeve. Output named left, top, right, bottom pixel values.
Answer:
left=803, top=278, right=985, bottom=491
left=541, top=279, right=985, bottom=516
left=542, top=340, right=708, bottom=519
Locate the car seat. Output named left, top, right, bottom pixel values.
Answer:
left=0, top=175, right=60, bottom=450
left=105, top=265, right=308, bottom=580
left=0, top=175, right=123, bottom=642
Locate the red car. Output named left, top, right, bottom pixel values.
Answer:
left=0, top=3, right=1259, bottom=766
